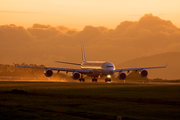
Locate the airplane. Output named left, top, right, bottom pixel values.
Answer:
left=14, top=41, right=167, bottom=82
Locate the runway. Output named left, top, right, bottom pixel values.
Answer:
left=0, top=76, right=180, bottom=85
left=0, top=79, right=180, bottom=120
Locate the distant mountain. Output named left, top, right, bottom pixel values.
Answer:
left=116, top=52, right=180, bottom=80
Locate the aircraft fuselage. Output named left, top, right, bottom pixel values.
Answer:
left=81, top=61, right=115, bottom=77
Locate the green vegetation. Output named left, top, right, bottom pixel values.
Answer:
left=0, top=82, right=179, bottom=120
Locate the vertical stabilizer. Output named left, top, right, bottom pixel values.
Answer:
left=82, top=41, right=87, bottom=62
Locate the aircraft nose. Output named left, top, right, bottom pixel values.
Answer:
left=109, top=68, right=115, bottom=74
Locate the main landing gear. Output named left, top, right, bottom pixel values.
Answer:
left=91, top=77, right=111, bottom=83
left=79, top=78, right=85, bottom=82
left=80, top=75, right=111, bottom=83
left=79, top=74, right=85, bottom=82
left=92, top=78, right=97, bottom=82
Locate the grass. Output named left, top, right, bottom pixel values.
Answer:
left=0, top=81, right=180, bottom=120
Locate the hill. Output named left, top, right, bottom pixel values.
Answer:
left=116, top=52, right=180, bottom=80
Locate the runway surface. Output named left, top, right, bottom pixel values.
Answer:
left=0, top=76, right=180, bottom=85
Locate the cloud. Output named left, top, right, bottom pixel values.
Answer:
left=27, top=24, right=78, bottom=40
left=0, top=13, right=180, bottom=79
left=27, top=24, right=60, bottom=40
left=0, top=24, right=34, bottom=46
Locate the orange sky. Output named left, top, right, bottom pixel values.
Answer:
left=0, top=0, right=180, bottom=29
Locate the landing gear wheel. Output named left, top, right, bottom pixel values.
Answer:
left=79, top=73, right=85, bottom=82
left=79, top=78, right=85, bottom=82
left=92, top=78, right=97, bottom=82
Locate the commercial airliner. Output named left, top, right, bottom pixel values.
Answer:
left=14, top=42, right=167, bottom=82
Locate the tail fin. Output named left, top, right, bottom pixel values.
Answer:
left=82, top=41, right=87, bottom=62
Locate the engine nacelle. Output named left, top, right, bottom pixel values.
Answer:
left=118, top=72, right=126, bottom=80
left=72, top=72, right=80, bottom=80
left=44, top=69, right=53, bottom=77
left=139, top=69, right=148, bottom=77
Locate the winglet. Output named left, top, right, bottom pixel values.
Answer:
left=13, top=63, right=17, bottom=67
left=82, top=41, right=87, bottom=62
left=165, top=63, right=168, bottom=67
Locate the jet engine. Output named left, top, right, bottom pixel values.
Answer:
left=72, top=72, right=80, bottom=80
left=44, top=69, right=53, bottom=77
left=118, top=72, right=126, bottom=80
left=139, top=69, right=148, bottom=77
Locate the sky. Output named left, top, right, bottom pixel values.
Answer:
left=0, top=0, right=180, bottom=29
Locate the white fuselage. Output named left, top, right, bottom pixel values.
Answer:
left=80, top=61, right=115, bottom=77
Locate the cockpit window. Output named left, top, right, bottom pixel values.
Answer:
left=107, top=66, right=113, bottom=68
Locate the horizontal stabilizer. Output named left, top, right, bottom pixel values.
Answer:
left=55, top=61, right=81, bottom=65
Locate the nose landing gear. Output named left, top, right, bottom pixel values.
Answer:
left=105, top=78, right=111, bottom=82
left=105, top=75, right=111, bottom=82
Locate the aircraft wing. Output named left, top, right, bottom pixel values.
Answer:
left=13, top=63, right=91, bottom=74
left=114, top=64, right=168, bottom=72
